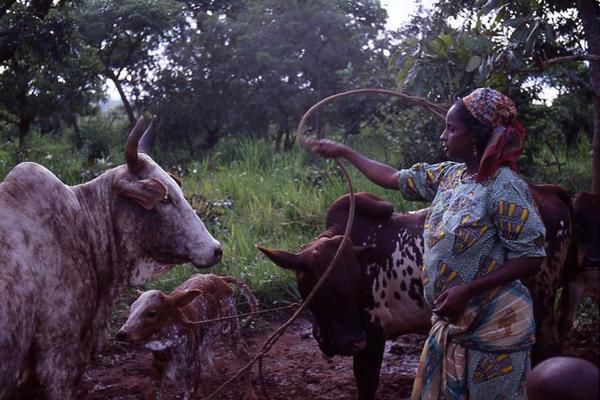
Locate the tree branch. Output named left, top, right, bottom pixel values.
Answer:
left=545, top=54, right=600, bottom=66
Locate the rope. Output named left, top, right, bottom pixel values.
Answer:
left=179, top=302, right=301, bottom=326
left=297, top=88, right=447, bottom=146
left=203, top=88, right=446, bottom=400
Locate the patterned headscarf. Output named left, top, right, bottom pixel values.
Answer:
left=462, top=88, right=526, bottom=182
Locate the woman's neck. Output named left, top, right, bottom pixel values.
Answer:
left=463, top=156, right=481, bottom=175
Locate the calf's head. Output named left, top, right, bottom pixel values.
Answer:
left=116, top=289, right=201, bottom=350
left=258, top=235, right=374, bottom=357
left=110, top=118, right=222, bottom=285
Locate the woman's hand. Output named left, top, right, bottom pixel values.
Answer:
left=433, top=284, right=474, bottom=320
left=305, top=139, right=349, bottom=159
left=305, top=138, right=401, bottom=189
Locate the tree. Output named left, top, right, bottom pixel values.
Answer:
left=390, top=0, right=600, bottom=192
left=75, top=0, right=185, bottom=126
left=0, top=0, right=59, bottom=63
left=0, top=2, right=103, bottom=146
left=143, top=0, right=391, bottom=157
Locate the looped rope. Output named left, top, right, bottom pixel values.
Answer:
left=203, top=88, right=447, bottom=400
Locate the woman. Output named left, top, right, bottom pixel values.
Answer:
left=306, top=87, right=546, bottom=399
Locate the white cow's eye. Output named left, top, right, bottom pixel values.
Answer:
left=146, top=311, right=158, bottom=318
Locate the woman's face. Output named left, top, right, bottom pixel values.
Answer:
left=440, top=103, right=473, bottom=161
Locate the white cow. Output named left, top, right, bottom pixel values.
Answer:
left=0, top=118, right=222, bottom=400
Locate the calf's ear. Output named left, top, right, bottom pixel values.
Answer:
left=114, top=177, right=168, bottom=210
left=256, top=245, right=304, bottom=271
left=170, top=289, right=202, bottom=309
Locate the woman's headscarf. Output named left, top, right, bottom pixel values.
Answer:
left=462, top=87, right=526, bottom=182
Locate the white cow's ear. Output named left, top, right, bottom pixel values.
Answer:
left=115, top=177, right=168, bottom=210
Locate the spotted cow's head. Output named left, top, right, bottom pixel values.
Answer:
left=110, top=118, right=222, bottom=285
left=258, top=235, right=376, bottom=357
left=116, top=289, right=201, bottom=350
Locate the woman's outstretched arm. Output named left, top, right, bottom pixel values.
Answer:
left=306, top=139, right=401, bottom=189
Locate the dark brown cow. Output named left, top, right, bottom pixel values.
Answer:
left=559, top=192, right=600, bottom=337
left=259, top=193, right=431, bottom=400
left=116, top=274, right=257, bottom=400
left=523, top=184, right=572, bottom=362
left=0, top=119, right=222, bottom=400
left=259, top=186, right=571, bottom=400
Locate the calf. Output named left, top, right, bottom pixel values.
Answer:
left=116, top=273, right=257, bottom=400
left=0, top=118, right=222, bottom=400
left=259, top=188, right=571, bottom=400
left=559, top=192, right=600, bottom=337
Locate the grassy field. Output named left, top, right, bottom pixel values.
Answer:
left=0, top=125, right=593, bottom=308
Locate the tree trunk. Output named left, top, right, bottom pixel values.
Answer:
left=104, top=69, right=136, bottom=127
left=18, top=116, right=30, bottom=148
left=203, top=128, right=220, bottom=150
left=577, top=0, right=600, bottom=193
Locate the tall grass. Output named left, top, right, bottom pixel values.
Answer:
left=0, top=132, right=92, bottom=184
left=147, top=136, right=421, bottom=305
left=530, top=136, right=593, bottom=192
left=1, top=128, right=593, bottom=308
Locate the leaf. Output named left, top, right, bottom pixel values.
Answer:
left=465, top=55, right=482, bottom=72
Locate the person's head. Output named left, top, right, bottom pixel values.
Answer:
left=441, top=100, right=493, bottom=162
left=526, top=356, right=599, bottom=400
left=440, top=87, right=525, bottom=181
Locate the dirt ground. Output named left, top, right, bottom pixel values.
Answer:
left=77, top=295, right=599, bottom=400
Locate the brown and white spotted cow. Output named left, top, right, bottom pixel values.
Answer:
left=259, top=193, right=431, bottom=400
left=116, top=274, right=257, bottom=400
left=0, top=119, right=222, bottom=400
left=259, top=188, right=571, bottom=400
left=559, top=192, right=600, bottom=337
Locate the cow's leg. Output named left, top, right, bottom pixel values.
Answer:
left=558, top=274, right=585, bottom=339
left=352, top=329, right=385, bottom=400
left=527, top=280, right=561, bottom=364
left=34, top=347, right=81, bottom=400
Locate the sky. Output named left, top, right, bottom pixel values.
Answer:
left=381, top=0, right=436, bottom=30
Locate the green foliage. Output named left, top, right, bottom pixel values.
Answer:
left=0, top=117, right=593, bottom=307
left=0, top=2, right=104, bottom=145
left=529, top=135, right=593, bottom=193
left=142, top=0, right=392, bottom=156
left=75, top=113, right=130, bottom=162
left=0, top=131, right=97, bottom=184
left=140, top=135, right=419, bottom=304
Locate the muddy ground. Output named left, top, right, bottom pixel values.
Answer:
left=77, top=294, right=599, bottom=400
